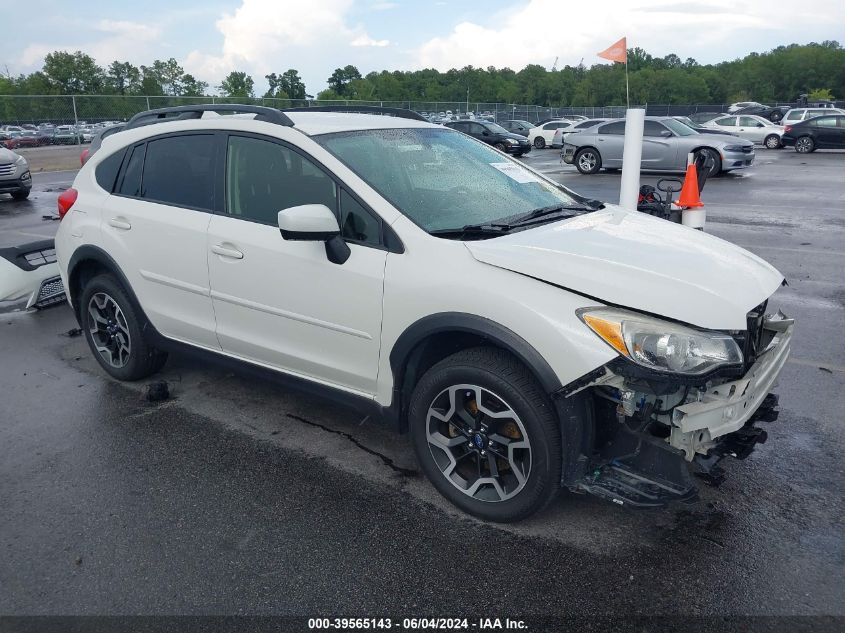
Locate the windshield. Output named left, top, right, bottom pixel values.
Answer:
left=663, top=119, right=698, bottom=136
left=317, top=128, right=580, bottom=232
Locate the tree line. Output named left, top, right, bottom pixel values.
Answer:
left=1, top=42, right=842, bottom=106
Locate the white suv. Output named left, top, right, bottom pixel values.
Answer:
left=55, top=105, right=794, bottom=521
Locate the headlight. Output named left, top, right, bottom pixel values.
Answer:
left=578, top=307, right=742, bottom=375
left=721, top=145, right=746, bottom=152
left=15, top=155, right=26, bottom=165
left=505, top=138, right=518, bottom=144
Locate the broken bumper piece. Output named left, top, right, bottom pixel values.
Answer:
left=671, top=313, right=794, bottom=459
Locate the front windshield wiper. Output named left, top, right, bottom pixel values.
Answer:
left=429, top=223, right=512, bottom=238
left=506, top=202, right=604, bottom=228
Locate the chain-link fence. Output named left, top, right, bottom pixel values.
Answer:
left=2, top=94, right=843, bottom=127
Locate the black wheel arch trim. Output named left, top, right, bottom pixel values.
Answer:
left=67, top=245, right=143, bottom=326
left=387, top=312, right=565, bottom=432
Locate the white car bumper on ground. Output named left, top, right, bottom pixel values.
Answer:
left=0, top=240, right=66, bottom=309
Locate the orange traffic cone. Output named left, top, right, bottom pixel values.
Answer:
left=677, top=162, right=704, bottom=208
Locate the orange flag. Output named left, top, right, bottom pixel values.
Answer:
left=597, top=37, right=627, bottom=63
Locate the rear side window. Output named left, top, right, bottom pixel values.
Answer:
left=95, top=150, right=125, bottom=192
left=118, top=144, right=145, bottom=197
left=142, top=135, right=215, bottom=210
left=812, top=117, right=837, bottom=127
left=785, top=111, right=802, bottom=121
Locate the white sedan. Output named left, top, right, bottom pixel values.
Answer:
left=527, top=120, right=578, bottom=149
left=702, top=114, right=785, bottom=149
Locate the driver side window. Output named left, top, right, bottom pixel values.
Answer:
left=225, top=135, right=336, bottom=225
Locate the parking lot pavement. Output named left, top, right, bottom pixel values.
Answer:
left=1, top=152, right=844, bottom=617
left=0, top=171, right=74, bottom=248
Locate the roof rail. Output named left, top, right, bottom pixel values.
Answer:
left=283, top=105, right=427, bottom=122
left=125, top=104, right=294, bottom=130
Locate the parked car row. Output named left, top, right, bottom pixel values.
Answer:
left=0, top=121, right=124, bottom=148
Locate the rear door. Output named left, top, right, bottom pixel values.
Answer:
left=99, top=133, right=220, bottom=349
left=811, top=116, right=843, bottom=148
left=594, top=121, right=625, bottom=166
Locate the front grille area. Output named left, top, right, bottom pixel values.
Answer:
left=34, top=276, right=66, bottom=308
left=0, top=163, right=15, bottom=177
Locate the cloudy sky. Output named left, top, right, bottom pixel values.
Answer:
left=2, top=0, right=843, bottom=94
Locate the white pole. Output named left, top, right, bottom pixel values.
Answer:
left=619, top=108, right=645, bottom=211
left=625, top=54, right=630, bottom=109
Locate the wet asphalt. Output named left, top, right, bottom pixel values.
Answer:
left=0, top=148, right=843, bottom=618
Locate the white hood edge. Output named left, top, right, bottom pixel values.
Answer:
left=465, top=206, right=784, bottom=331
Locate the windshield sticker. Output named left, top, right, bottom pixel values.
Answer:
left=489, top=162, right=541, bottom=184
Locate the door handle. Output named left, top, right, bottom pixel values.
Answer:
left=108, top=217, right=131, bottom=230
left=211, top=243, right=244, bottom=260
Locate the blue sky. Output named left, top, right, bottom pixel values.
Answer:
left=2, top=0, right=843, bottom=94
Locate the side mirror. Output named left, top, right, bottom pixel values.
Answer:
left=660, top=130, right=673, bottom=137
left=481, top=130, right=490, bottom=136
left=277, top=204, right=350, bottom=265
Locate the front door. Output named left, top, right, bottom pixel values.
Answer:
left=641, top=121, right=679, bottom=169
left=207, top=133, right=387, bottom=396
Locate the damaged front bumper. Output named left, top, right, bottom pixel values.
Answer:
left=569, top=311, right=794, bottom=507
left=671, top=312, right=793, bottom=460
left=0, top=239, right=67, bottom=309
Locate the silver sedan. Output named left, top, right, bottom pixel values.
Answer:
left=562, top=116, right=755, bottom=176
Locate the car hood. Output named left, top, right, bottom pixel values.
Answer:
left=464, top=207, right=783, bottom=330
left=0, top=147, right=18, bottom=164
left=501, top=131, right=529, bottom=141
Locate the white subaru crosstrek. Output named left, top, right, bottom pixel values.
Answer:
left=55, top=105, right=794, bottom=522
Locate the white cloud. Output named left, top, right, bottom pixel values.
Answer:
left=350, top=34, right=391, bottom=47
left=415, top=0, right=841, bottom=71
left=184, top=0, right=355, bottom=83
left=369, top=1, right=398, bottom=9
left=19, top=19, right=162, bottom=69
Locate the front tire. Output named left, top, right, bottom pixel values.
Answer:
left=494, top=142, right=507, bottom=152
left=11, top=190, right=30, bottom=200
left=80, top=274, right=167, bottom=381
left=795, top=136, right=815, bottom=153
left=697, top=148, right=722, bottom=177
left=764, top=134, right=782, bottom=149
left=408, top=347, right=562, bottom=522
left=574, top=147, right=602, bottom=174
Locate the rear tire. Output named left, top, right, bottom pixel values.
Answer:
left=408, top=347, right=562, bottom=523
left=533, top=136, right=546, bottom=149
left=79, top=273, right=167, bottom=381
left=574, top=147, right=602, bottom=174
left=795, top=136, right=815, bottom=153
left=764, top=134, right=782, bottom=149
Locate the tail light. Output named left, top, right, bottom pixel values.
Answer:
left=80, top=148, right=90, bottom=165
left=784, top=125, right=792, bottom=133
left=57, top=188, right=78, bottom=220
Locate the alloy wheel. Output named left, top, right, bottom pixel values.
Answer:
left=796, top=137, right=814, bottom=153
left=87, top=292, right=132, bottom=368
left=426, top=384, right=531, bottom=503
left=578, top=151, right=597, bottom=172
